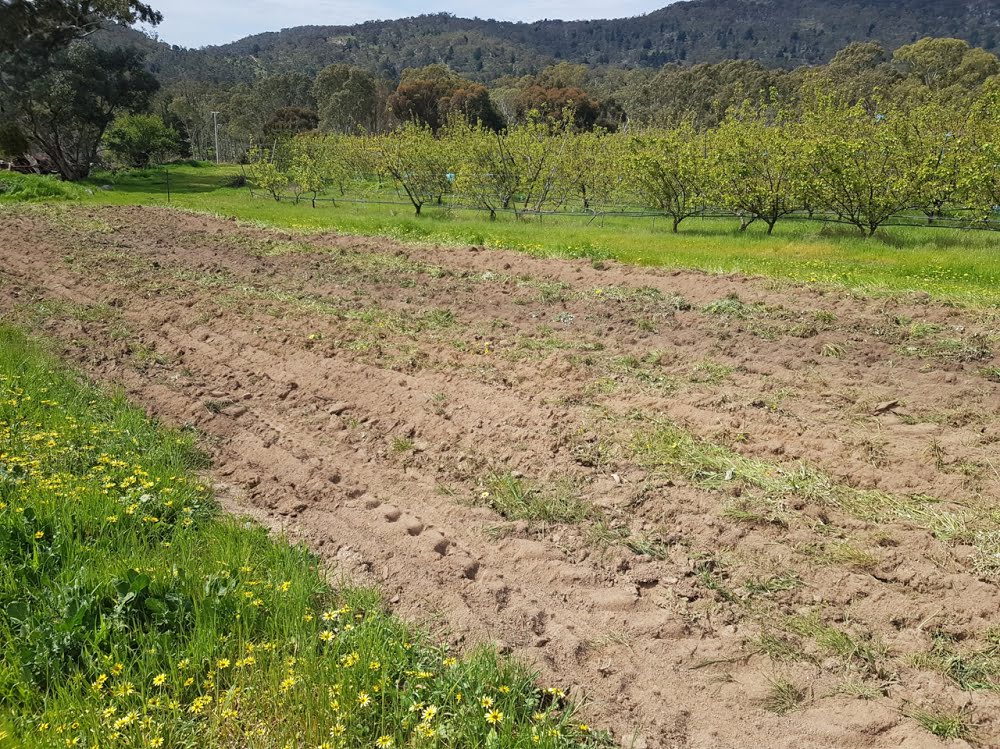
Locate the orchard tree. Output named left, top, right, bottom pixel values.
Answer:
left=708, top=107, right=805, bottom=234
left=959, top=90, right=1000, bottom=222
left=104, top=113, right=179, bottom=168
left=627, top=123, right=711, bottom=232
left=801, top=96, right=919, bottom=236
left=560, top=129, right=626, bottom=210
left=904, top=101, right=973, bottom=222
left=503, top=114, right=573, bottom=216
left=246, top=143, right=287, bottom=201
left=377, top=122, right=454, bottom=215
left=452, top=122, right=520, bottom=220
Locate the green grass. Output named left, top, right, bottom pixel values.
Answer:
left=760, top=677, right=806, bottom=714
left=0, top=171, right=87, bottom=202
left=479, top=474, right=592, bottom=524
left=0, top=327, right=604, bottom=749
left=16, top=162, right=994, bottom=307
left=907, top=707, right=974, bottom=741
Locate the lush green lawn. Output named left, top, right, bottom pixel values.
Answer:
left=0, top=327, right=600, bottom=749
left=5, top=163, right=1000, bottom=306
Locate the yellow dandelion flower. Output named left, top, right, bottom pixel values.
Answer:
left=480, top=696, right=493, bottom=708
left=485, top=709, right=504, bottom=725
left=357, top=691, right=371, bottom=708
left=375, top=736, right=393, bottom=748
left=152, top=673, right=166, bottom=687
left=216, top=658, right=230, bottom=670
left=319, top=630, right=334, bottom=642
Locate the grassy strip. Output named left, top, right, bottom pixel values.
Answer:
left=0, top=327, right=603, bottom=749
left=19, top=162, right=993, bottom=308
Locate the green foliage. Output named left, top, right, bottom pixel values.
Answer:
left=0, top=121, right=29, bottom=159
left=377, top=122, right=455, bottom=215
left=709, top=107, right=805, bottom=234
left=0, top=172, right=85, bottom=202
left=0, top=326, right=605, bottom=748
left=104, top=113, right=180, bottom=168
left=0, top=42, right=158, bottom=180
left=245, top=144, right=287, bottom=201
left=313, top=64, right=377, bottom=134
left=801, top=96, right=921, bottom=235
left=628, top=123, right=711, bottom=231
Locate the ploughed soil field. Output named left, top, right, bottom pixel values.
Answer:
left=2, top=204, right=1000, bottom=748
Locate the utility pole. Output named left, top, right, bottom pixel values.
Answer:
left=211, top=111, right=220, bottom=164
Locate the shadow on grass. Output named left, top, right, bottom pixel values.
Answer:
left=85, top=163, right=244, bottom=196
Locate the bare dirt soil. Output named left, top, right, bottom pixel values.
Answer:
left=2, top=204, right=999, bottom=748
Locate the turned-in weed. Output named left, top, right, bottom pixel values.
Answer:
left=479, top=473, right=592, bottom=524
left=907, top=707, right=974, bottom=741
left=761, top=677, right=806, bottom=714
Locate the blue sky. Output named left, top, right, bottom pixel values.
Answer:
left=139, top=0, right=669, bottom=48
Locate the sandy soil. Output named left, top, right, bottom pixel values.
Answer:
left=1, top=204, right=998, bottom=748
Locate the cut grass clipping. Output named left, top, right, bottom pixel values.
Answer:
left=0, top=327, right=606, bottom=749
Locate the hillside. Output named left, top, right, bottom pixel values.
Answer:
left=120, top=0, right=1000, bottom=84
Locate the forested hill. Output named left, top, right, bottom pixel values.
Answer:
left=118, top=0, right=1000, bottom=84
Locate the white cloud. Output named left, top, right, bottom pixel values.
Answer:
left=141, top=0, right=668, bottom=48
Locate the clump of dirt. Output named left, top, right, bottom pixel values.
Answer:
left=1, top=204, right=998, bottom=748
